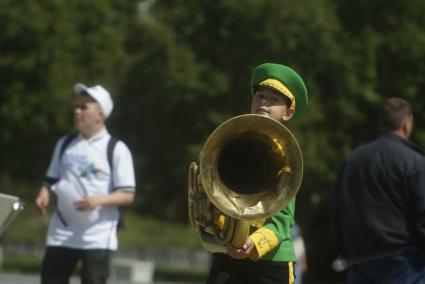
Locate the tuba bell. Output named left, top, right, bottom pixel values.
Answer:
left=188, top=114, right=303, bottom=253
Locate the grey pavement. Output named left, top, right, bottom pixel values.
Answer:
left=0, top=272, right=79, bottom=284
left=0, top=272, right=198, bottom=284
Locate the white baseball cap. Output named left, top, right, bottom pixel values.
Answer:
left=73, top=83, right=114, bottom=119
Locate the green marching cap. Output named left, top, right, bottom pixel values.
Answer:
left=250, top=63, right=308, bottom=119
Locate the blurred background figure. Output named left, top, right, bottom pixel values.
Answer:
left=35, top=83, right=136, bottom=284
left=331, top=97, right=425, bottom=284
left=292, top=222, right=308, bottom=284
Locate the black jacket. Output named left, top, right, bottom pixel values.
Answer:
left=332, top=132, right=425, bottom=263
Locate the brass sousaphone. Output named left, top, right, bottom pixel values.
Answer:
left=188, top=114, right=303, bottom=253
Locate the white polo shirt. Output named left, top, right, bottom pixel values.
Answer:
left=44, top=128, right=136, bottom=250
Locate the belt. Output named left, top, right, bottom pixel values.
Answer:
left=347, top=245, right=419, bottom=267
left=334, top=245, right=420, bottom=271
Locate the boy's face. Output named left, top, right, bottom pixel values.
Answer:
left=251, top=87, right=295, bottom=122
left=73, top=94, right=104, bottom=132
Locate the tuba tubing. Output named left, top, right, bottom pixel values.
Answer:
left=188, top=114, right=303, bottom=253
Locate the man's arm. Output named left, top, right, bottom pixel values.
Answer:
left=74, top=190, right=135, bottom=211
left=410, top=158, right=425, bottom=250
left=35, top=185, right=50, bottom=216
left=35, top=137, right=65, bottom=216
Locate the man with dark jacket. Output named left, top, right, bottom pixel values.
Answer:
left=332, top=97, right=425, bottom=284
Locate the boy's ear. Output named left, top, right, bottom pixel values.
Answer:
left=95, top=103, right=106, bottom=121
left=282, top=109, right=295, bottom=121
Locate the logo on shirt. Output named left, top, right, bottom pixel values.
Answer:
left=79, top=162, right=101, bottom=177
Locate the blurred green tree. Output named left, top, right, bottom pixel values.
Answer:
left=0, top=0, right=137, bottom=193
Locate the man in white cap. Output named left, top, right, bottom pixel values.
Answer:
left=35, top=83, right=136, bottom=284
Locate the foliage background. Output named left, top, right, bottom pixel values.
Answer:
left=1, top=0, right=425, bottom=282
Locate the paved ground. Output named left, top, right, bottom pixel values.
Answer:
left=0, top=272, right=78, bottom=284
left=0, top=272, right=198, bottom=284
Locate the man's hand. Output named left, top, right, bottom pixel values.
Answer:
left=35, top=186, right=50, bottom=216
left=74, top=191, right=135, bottom=211
left=227, top=237, right=255, bottom=259
left=74, top=196, right=102, bottom=211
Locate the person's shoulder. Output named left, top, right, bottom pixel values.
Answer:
left=58, top=133, right=74, bottom=141
left=384, top=134, right=424, bottom=157
left=54, top=133, right=78, bottom=147
left=345, top=138, right=379, bottom=161
left=377, top=134, right=425, bottom=166
left=112, top=138, right=133, bottom=155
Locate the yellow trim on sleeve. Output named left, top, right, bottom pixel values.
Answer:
left=258, top=78, right=296, bottom=111
left=248, top=227, right=279, bottom=261
left=289, top=261, right=294, bottom=284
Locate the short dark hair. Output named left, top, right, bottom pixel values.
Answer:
left=80, top=91, right=96, bottom=101
left=379, top=97, right=412, bottom=131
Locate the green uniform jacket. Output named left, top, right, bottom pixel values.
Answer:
left=260, top=198, right=296, bottom=261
